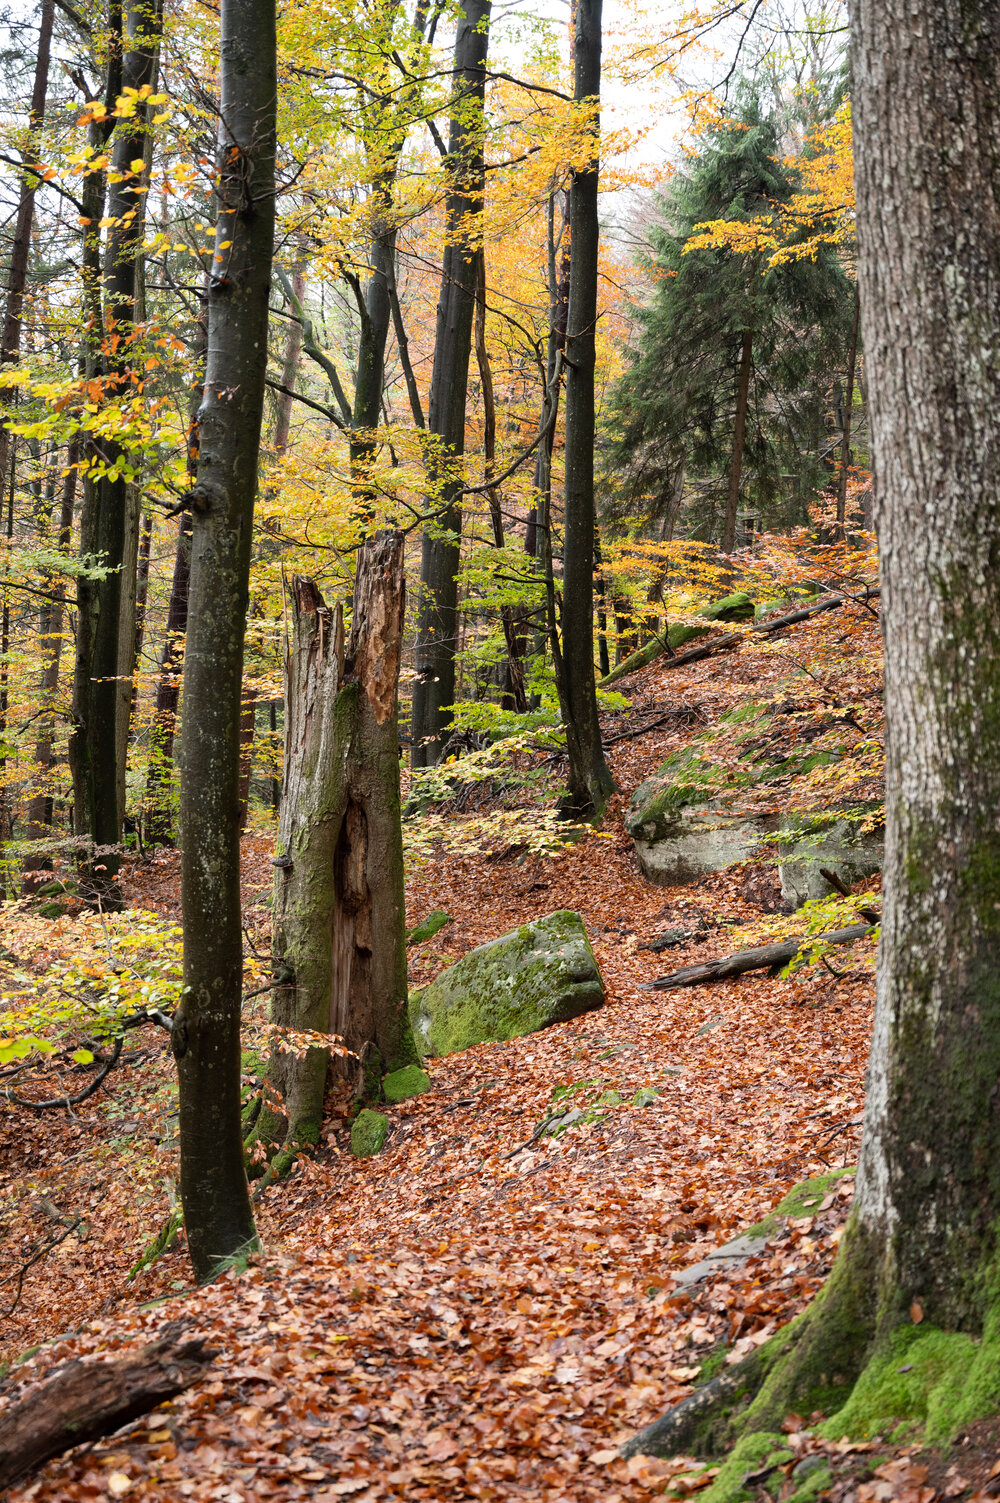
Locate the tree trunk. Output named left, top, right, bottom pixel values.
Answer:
left=23, top=443, right=79, bottom=861
left=253, top=535, right=416, bottom=1178
left=273, top=263, right=305, bottom=456
left=173, top=0, right=276, bottom=1283
left=410, top=0, right=491, bottom=768
left=558, top=0, right=613, bottom=817
left=625, top=0, right=1000, bottom=1457
left=237, top=686, right=256, bottom=830
left=71, top=0, right=157, bottom=901
left=836, top=285, right=861, bottom=528
left=722, top=327, right=752, bottom=553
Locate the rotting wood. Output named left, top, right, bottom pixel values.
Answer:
left=0, top=1323, right=217, bottom=1489
left=643, top=922, right=876, bottom=990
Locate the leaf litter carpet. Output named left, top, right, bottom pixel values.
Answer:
left=1, top=633, right=901, bottom=1500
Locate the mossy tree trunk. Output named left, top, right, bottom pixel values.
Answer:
left=626, top=0, right=1000, bottom=1460
left=253, top=532, right=417, bottom=1177
left=173, top=0, right=276, bottom=1283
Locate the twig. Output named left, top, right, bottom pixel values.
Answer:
left=0, top=1217, right=83, bottom=1318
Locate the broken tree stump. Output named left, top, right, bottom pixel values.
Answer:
left=0, top=1323, right=217, bottom=1489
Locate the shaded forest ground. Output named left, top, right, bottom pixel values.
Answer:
left=2, top=607, right=998, bottom=1499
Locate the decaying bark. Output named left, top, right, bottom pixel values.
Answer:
left=644, top=923, right=875, bottom=991
left=0, top=1325, right=216, bottom=1490
left=252, top=532, right=417, bottom=1177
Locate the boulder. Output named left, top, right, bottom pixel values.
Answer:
left=777, top=807, right=883, bottom=909
left=351, top=1109, right=389, bottom=1157
left=382, top=1065, right=431, bottom=1103
left=630, top=801, right=775, bottom=887
left=408, top=909, right=604, bottom=1058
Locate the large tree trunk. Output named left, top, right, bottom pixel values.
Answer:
left=625, top=0, right=1000, bottom=1461
left=557, top=0, right=613, bottom=817
left=173, top=0, right=276, bottom=1283
left=252, top=534, right=416, bottom=1178
left=721, top=327, right=752, bottom=553
left=410, top=0, right=491, bottom=768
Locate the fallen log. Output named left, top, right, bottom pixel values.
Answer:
left=0, top=1322, right=217, bottom=1489
left=609, top=586, right=881, bottom=685
left=642, top=922, right=877, bottom=990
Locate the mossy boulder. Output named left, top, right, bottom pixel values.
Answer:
left=408, top=909, right=604, bottom=1058
left=777, top=806, right=884, bottom=908
left=351, top=1109, right=389, bottom=1157
left=382, top=1064, right=431, bottom=1103
left=407, top=910, right=452, bottom=946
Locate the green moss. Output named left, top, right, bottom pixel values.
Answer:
left=632, top=1086, right=658, bottom=1107
left=407, top=910, right=452, bottom=946
left=784, top=1460, right=832, bottom=1501
left=601, top=592, right=755, bottom=686
left=351, top=1109, right=390, bottom=1157
left=746, top=1169, right=856, bottom=1239
left=408, top=910, right=604, bottom=1058
left=699, top=1350, right=728, bottom=1384
left=818, top=1312, right=1000, bottom=1446
left=596, top=1089, right=623, bottom=1106
left=37, top=901, right=67, bottom=919
left=241, top=1048, right=266, bottom=1077
left=699, top=1433, right=791, bottom=1503
left=382, top=1065, right=431, bottom=1103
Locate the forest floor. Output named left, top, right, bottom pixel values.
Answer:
left=2, top=606, right=999, bottom=1500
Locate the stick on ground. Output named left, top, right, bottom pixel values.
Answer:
left=642, top=922, right=876, bottom=990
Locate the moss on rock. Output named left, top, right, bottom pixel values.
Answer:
left=351, top=1109, right=389, bottom=1157
left=746, top=1169, right=855, bottom=1239
left=699, top=1432, right=792, bottom=1503
left=382, top=1065, right=431, bottom=1103
left=407, top=910, right=452, bottom=946
left=408, top=910, right=604, bottom=1058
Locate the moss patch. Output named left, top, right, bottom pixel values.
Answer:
left=819, top=1316, right=1000, bottom=1446
left=350, top=1109, right=389, bottom=1158
left=382, top=1065, right=431, bottom=1103
left=699, top=1432, right=792, bottom=1503
left=746, top=1169, right=855, bottom=1239
left=407, top=910, right=452, bottom=946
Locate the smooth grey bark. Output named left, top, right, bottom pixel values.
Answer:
left=173, top=0, right=276, bottom=1283
left=410, top=0, right=491, bottom=767
left=557, top=0, right=613, bottom=817
left=252, top=535, right=417, bottom=1179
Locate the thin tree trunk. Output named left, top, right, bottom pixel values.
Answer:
left=173, top=0, right=276, bottom=1283
left=24, top=443, right=79, bottom=861
left=273, top=264, right=305, bottom=456
left=237, top=687, right=257, bottom=830
left=558, top=0, right=613, bottom=817
left=836, top=285, right=861, bottom=528
left=252, top=535, right=417, bottom=1178
left=722, top=327, right=752, bottom=553
left=410, top=0, right=491, bottom=768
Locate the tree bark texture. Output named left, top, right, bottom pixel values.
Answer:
left=722, top=327, right=752, bottom=553
left=174, top=0, right=276, bottom=1283
left=0, top=1325, right=216, bottom=1491
left=557, top=0, right=613, bottom=816
left=410, top=0, right=490, bottom=767
left=836, top=286, right=861, bottom=528
left=254, top=534, right=416, bottom=1175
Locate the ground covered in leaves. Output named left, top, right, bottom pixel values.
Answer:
left=1, top=607, right=997, bottom=1500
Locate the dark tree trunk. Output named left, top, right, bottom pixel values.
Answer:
left=625, top=0, right=1000, bottom=1457
left=143, top=513, right=192, bottom=845
left=173, top=0, right=276, bottom=1283
left=722, top=327, right=752, bottom=553
left=252, top=535, right=416, bottom=1179
left=558, top=0, right=613, bottom=817
left=70, top=0, right=157, bottom=901
left=837, top=285, right=861, bottom=528
left=410, top=0, right=491, bottom=768
left=24, top=442, right=79, bottom=860
left=237, top=686, right=257, bottom=830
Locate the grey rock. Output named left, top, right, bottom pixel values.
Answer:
left=777, top=805, right=883, bottom=909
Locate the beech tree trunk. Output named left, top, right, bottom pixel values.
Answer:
left=721, top=327, right=752, bottom=553
left=627, top=0, right=1000, bottom=1457
left=410, top=0, right=490, bottom=767
left=252, top=534, right=416, bottom=1177
left=557, top=0, right=613, bottom=817
left=173, top=0, right=276, bottom=1283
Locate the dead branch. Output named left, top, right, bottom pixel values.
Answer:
left=642, top=922, right=877, bottom=990
left=0, top=1323, right=218, bottom=1489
